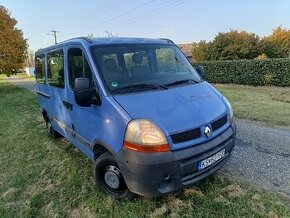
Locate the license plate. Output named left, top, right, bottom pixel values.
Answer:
left=198, top=149, right=225, bottom=171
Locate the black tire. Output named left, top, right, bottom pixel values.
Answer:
left=94, top=151, right=133, bottom=200
left=46, top=119, right=61, bottom=139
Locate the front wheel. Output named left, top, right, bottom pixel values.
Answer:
left=94, top=152, right=133, bottom=200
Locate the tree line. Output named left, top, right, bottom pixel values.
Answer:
left=192, top=27, right=290, bottom=61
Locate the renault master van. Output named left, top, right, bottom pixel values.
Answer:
left=35, top=37, right=236, bottom=200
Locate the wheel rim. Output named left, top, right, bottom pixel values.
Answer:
left=104, top=166, right=120, bottom=189
left=101, top=165, right=127, bottom=193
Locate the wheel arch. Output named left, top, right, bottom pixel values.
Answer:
left=42, top=109, right=48, bottom=122
left=92, top=141, right=117, bottom=160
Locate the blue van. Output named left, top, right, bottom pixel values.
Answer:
left=35, top=37, right=236, bottom=200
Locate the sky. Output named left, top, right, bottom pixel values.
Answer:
left=1, top=0, right=290, bottom=51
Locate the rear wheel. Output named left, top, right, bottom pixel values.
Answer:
left=94, top=152, right=133, bottom=200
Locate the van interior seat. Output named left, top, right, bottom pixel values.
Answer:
left=102, top=59, right=123, bottom=80
left=130, top=53, right=149, bottom=77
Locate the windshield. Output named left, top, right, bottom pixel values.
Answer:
left=91, top=43, right=202, bottom=94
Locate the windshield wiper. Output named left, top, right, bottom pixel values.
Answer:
left=164, top=79, right=197, bottom=87
left=111, top=82, right=168, bottom=94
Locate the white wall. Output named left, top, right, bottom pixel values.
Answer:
left=25, top=67, right=35, bottom=77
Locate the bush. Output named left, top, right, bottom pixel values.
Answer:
left=194, top=58, right=290, bottom=86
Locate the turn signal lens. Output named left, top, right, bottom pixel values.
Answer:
left=124, top=141, right=169, bottom=152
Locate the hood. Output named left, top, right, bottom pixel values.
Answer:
left=114, top=82, right=227, bottom=137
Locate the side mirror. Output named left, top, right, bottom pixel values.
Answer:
left=196, top=65, right=205, bottom=79
left=74, top=77, right=101, bottom=107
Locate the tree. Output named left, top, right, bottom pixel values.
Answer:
left=191, top=40, right=213, bottom=61
left=210, top=30, right=260, bottom=60
left=0, top=5, right=27, bottom=75
left=191, top=30, right=261, bottom=61
left=261, top=26, right=290, bottom=58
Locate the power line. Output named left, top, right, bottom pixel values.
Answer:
left=47, top=30, right=60, bottom=44
left=63, top=0, right=191, bottom=40
left=67, top=0, right=121, bottom=37
left=60, top=0, right=120, bottom=29
left=65, top=0, right=154, bottom=37
left=110, top=0, right=191, bottom=29
left=87, top=0, right=154, bottom=29
left=81, top=0, right=121, bottom=19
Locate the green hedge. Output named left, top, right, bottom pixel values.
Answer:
left=194, top=58, right=290, bottom=86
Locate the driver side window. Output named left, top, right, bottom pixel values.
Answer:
left=68, top=48, right=94, bottom=89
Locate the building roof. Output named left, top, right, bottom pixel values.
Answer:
left=178, top=43, right=193, bottom=58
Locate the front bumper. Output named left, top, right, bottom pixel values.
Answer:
left=116, top=123, right=237, bottom=197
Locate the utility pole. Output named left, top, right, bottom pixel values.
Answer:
left=47, top=30, right=60, bottom=44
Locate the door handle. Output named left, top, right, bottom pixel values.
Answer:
left=63, top=101, right=73, bottom=111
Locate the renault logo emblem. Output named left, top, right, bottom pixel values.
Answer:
left=204, top=126, right=212, bottom=137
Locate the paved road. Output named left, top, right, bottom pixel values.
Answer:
left=5, top=77, right=290, bottom=196
left=222, top=120, right=290, bottom=197
left=5, top=75, right=36, bottom=92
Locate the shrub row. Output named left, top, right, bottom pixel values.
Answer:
left=194, top=58, right=290, bottom=86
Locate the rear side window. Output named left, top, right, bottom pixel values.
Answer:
left=35, top=54, right=45, bottom=84
left=48, top=50, right=64, bottom=88
left=68, top=48, right=94, bottom=89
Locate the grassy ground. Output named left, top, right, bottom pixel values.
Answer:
left=0, top=78, right=290, bottom=217
left=215, top=84, right=290, bottom=127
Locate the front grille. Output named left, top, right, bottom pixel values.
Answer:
left=170, top=115, right=227, bottom=144
left=171, top=128, right=201, bottom=144
left=211, top=116, right=227, bottom=131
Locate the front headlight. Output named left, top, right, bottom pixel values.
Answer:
left=124, top=119, right=169, bottom=152
left=223, top=96, right=234, bottom=123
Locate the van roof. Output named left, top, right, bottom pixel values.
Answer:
left=36, top=37, right=174, bottom=54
